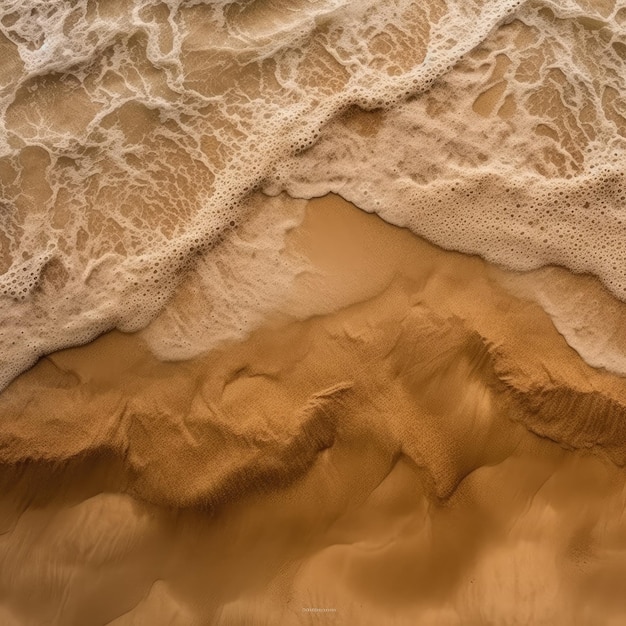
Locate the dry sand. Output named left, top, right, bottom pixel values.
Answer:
left=1, top=195, right=626, bottom=625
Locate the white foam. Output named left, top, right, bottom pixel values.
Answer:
left=499, top=266, right=626, bottom=376
left=139, top=193, right=308, bottom=360
left=268, top=1, right=626, bottom=299
left=0, top=0, right=625, bottom=386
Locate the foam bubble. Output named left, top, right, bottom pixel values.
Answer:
left=269, top=1, right=626, bottom=301
left=1, top=0, right=625, bottom=386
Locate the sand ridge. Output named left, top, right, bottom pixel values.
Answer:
left=1, top=196, right=626, bottom=624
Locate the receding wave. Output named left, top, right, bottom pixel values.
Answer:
left=2, top=0, right=625, bottom=386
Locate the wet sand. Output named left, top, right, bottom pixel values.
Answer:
left=1, top=195, right=626, bottom=625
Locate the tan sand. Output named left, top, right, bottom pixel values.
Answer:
left=1, top=194, right=626, bottom=625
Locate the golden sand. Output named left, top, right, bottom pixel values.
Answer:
left=1, top=195, right=626, bottom=624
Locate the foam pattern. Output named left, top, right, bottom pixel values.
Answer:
left=0, top=0, right=624, bottom=386
left=268, top=2, right=626, bottom=298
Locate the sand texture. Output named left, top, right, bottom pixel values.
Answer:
left=2, top=0, right=626, bottom=622
left=1, top=196, right=626, bottom=624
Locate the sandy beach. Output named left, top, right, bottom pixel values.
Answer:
left=2, top=0, right=626, bottom=622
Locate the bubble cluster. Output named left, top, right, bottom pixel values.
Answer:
left=269, top=0, right=626, bottom=301
left=0, top=0, right=624, bottom=387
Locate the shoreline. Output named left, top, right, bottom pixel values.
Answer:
left=1, top=194, right=626, bottom=624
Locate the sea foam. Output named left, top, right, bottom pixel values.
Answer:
left=0, top=0, right=624, bottom=386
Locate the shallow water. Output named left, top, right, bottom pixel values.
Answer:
left=2, top=0, right=626, bottom=385
left=2, top=2, right=626, bottom=624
